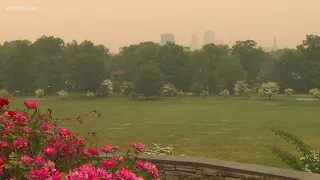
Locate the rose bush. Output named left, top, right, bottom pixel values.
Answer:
left=0, top=98, right=159, bottom=180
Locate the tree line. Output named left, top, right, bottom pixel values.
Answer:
left=0, top=35, right=319, bottom=96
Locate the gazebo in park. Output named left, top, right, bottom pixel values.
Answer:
left=111, top=68, right=125, bottom=92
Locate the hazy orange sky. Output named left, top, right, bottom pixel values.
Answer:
left=1, top=0, right=320, bottom=52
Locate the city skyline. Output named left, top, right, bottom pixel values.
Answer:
left=2, top=0, right=320, bottom=52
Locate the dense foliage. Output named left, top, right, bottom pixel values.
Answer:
left=0, top=35, right=319, bottom=96
left=258, top=82, right=280, bottom=99
left=0, top=98, right=159, bottom=179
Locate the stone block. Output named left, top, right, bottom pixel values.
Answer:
left=225, top=178, right=243, bottom=180
left=163, top=164, right=176, bottom=168
left=202, top=168, right=219, bottom=176
left=176, top=165, right=196, bottom=173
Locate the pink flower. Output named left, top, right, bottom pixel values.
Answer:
left=58, top=128, right=71, bottom=138
left=135, top=160, right=159, bottom=180
left=23, top=127, right=34, bottom=136
left=115, top=168, right=139, bottom=180
left=28, top=169, right=50, bottom=179
left=13, top=138, right=28, bottom=149
left=133, top=142, right=144, bottom=152
left=0, top=155, right=6, bottom=165
left=51, top=171, right=61, bottom=180
left=44, top=145, right=56, bottom=156
left=96, top=168, right=112, bottom=179
left=45, top=160, right=56, bottom=171
left=88, top=147, right=99, bottom=156
left=81, top=151, right=92, bottom=158
left=101, top=145, right=114, bottom=153
left=35, top=155, right=45, bottom=167
left=40, top=123, right=55, bottom=131
left=101, top=160, right=115, bottom=169
left=24, top=100, right=37, bottom=109
left=0, top=166, right=3, bottom=176
left=21, top=155, right=34, bottom=166
left=65, top=164, right=97, bottom=180
left=0, top=140, right=8, bottom=149
left=112, top=155, right=124, bottom=163
left=136, top=160, right=147, bottom=171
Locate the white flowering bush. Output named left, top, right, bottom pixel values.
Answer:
left=244, top=88, right=251, bottom=99
left=284, top=88, right=294, bottom=96
left=35, top=88, right=45, bottom=98
left=97, top=79, right=113, bottom=97
left=57, top=90, right=68, bottom=100
left=234, top=81, right=249, bottom=96
left=144, top=143, right=185, bottom=156
left=309, top=88, right=320, bottom=99
left=85, top=91, right=95, bottom=98
left=200, top=90, right=209, bottom=98
left=161, top=83, right=178, bottom=97
left=219, top=90, right=230, bottom=98
left=0, top=89, right=9, bottom=98
left=300, top=150, right=320, bottom=173
left=176, top=90, right=185, bottom=98
left=259, top=82, right=280, bottom=99
left=120, top=81, right=134, bottom=96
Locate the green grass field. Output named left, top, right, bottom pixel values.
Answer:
left=8, top=95, right=320, bottom=168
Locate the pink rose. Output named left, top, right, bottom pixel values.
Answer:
left=88, top=147, right=99, bottom=156
left=35, top=155, right=45, bottom=167
left=28, top=169, right=50, bottom=179
left=115, top=168, right=139, bottom=179
left=24, top=100, right=37, bottom=109
left=21, top=155, right=34, bottom=166
left=13, top=138, right=27, bottom=149
left=45, top=160, right=56, bottom=171
left=0, top=155, right=6, bottom=165
left=44, top=145, right=56, bottom=156
left=112, top=155, right=124, bottom=163
left=58, top=128, right=71, bottom=138
left=0, top=166, right=4, bottom=175
left=101, top=160, right=115, bottom=169
left=40, top=122, right=54, bottom=131
left=0, top=140, right=8, bottom=150
left=101, top=145, right=114, bottom=153
left=133, top=142, right=144, bottom=152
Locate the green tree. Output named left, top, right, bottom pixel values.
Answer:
left=132, top=63, right=164, bottom=99
left=156, top=42, right=192, bottom=91
left=70, top=53, right=106, bottom=92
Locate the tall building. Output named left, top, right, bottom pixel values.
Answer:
left=190, top=35, right=198, bottom=50
left=204, top=30, right=214, bottom=45
left=161, top=33, right=175, bottom=45
left=272, top=37, right=278, bottom=51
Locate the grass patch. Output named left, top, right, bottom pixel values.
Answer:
left=9, top=95, right=320, bottom=168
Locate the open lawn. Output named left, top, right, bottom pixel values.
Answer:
left=9, top=95, right=320, bottom=169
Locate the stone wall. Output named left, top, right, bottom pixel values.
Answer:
left=137, top=155, right=320, bottom=180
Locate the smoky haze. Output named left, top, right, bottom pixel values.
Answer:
left=1, top=0, right=320, bottom=52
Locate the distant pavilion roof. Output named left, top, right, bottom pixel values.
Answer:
left=112, top=68, right=124, bottom=75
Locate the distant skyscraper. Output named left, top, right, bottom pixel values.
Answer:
left=204, top=30, right=214, bottom=45
left=161, top=33, right=175, bottom=45
left=272, top=37, right=278, bottom=51
left=190, top=35, right=198, bottom=50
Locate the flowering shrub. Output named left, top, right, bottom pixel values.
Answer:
left=234, top=81, right=249, bottom=96
left=200, top=90, right=209, bottom=98
left=0, top=98, right=159, bottom=179
left=57, top=90, right=68, bottom=100
left=161, top=83, right=177, bottom=97
left=97, top=79, right=113, bottom=97
left=0, top=89, right=9, bottom=98
left=219, top=90, right=230, bottom=98
left=35, top=88, right=45, bottom=98
left=309, top=88, right=320, bottom=99
left=244, top=88, right=251, bottom=99
left=259, top=82, right=280, bottom=99
left=120, top=81, right=134, bottom=96
left=176, top=90, right=185, bottom=98
left=284, top=88, right=294, bottom=96
left=85, top=91, right=95, bottom=98
left=145, top=143, right=185, bottom=156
